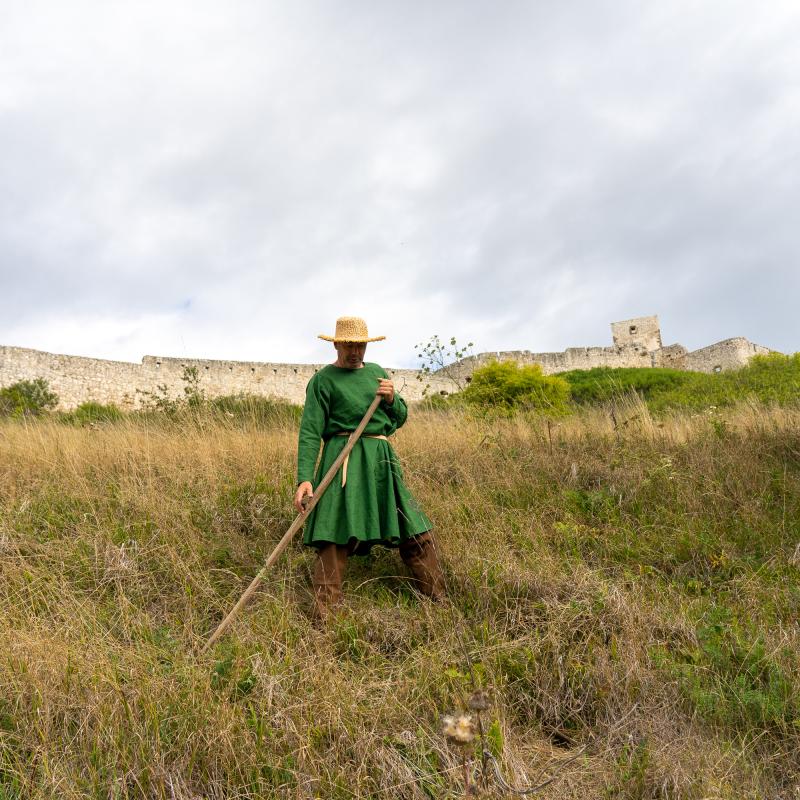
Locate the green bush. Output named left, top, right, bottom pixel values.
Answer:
left=648, top=352, right=800, bottom=412
left=0, top=378, right=58, bottom=417
left=741, top=352, right=800, bottom=400
left=210, top=394, right=302, bottom=426
left=561, top=366, right=692, bottom=404
left=559, top=354, right=800, bottom=412
left=461, top=360, right=571, bottom=414
left=59, top=402, right=124, bottom=425
left=415, top=392, right=452, bottom=411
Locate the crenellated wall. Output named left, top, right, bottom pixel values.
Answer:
left=0, top=317, right=781, bottom=410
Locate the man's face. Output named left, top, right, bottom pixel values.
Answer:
left=334, top=341, right=367, bottom=369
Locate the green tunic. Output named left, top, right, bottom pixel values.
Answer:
left=297, top=362, right=432, bottom=551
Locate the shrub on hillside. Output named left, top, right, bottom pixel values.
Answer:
left=461, top=360, right=571, bottom=413
left=561, top=366, right=692, bottom=404
left=648, top=352, right=800, bottom=411
left=416, top=392, right=452, bottom=411
left=210, top=394, right=302, bottom=426
left=736, top=352, right=800, bottom=404
left=59, top=402, right=124, bottom=425
left=0, top=378, right=58, bottom=417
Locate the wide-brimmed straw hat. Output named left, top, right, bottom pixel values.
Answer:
left=318, top=316, right=386, bottom=343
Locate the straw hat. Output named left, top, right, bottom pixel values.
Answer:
left=318, top=316, right=386, bottom=343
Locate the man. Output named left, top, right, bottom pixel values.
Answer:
left=294, top=316, right=444, bottom=618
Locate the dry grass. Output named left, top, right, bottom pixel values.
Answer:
left=1, top=401, right=799, bottom=798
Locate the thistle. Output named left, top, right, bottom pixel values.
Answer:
left=442, top=714, right=476, bottom=746
left=443, top=713, right=478, bottom=796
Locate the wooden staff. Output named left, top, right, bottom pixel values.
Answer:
left=202, top=393, right=383, bottom=653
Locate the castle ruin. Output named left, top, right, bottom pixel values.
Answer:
left=449, top=316, right=773, bottom=382
left=0, top=316, right=775, bottom=410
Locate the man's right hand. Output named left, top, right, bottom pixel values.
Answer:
left=294, top=481, right=314, bottom=514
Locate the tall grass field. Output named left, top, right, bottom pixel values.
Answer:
left=1, top=396, right=799, bottom=798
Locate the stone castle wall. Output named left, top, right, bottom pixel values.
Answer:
left=450, top=316, right=775, bottom=380
left=457, top=338, right=774, bottom=378
left=611, top=316, right=663, bottom=352
left=0, top=316, right=780, bottom=411
left=0, top=346, right=457, bottom=411
left=684, top=338, right=772, bottom=374
left=451, top=343, right=654, bottom=379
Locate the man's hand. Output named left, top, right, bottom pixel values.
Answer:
left=294, top=481, right=314, bottom=514
left=377, top=378, right=395, bottom=405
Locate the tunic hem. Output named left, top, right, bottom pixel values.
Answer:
left=305, top=530, right=433, bottom=555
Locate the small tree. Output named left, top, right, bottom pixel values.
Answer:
left=182, top=366, right=205, bottom=407
left=414, top=335, right=474, bottom=395
left=0, top=378, right=59, bottom=417
left=461, top=361, right=571, bottom=414
left=137, top=366, right=205, bottom=414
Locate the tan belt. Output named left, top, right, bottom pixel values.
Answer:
left=335, top=432, right=388, bottom=487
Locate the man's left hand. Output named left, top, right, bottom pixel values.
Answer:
left=377, top=378, right=395, bottom=405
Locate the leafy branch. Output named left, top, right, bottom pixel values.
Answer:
left=414, top=335, right=474, bottom=395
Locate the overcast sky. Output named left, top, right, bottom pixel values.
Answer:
left=1, top=0, right=798, bottom=368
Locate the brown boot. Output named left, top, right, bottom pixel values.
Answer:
left=312, top=543, right=349, bottom=620
left=399, top=531, right=445, bottom=600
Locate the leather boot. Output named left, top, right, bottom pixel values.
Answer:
left=399, top=531, right=445, bottom=600
left=312, top=543, right=349, bottom=620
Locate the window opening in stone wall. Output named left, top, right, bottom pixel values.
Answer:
left=629, top=325, right=637, bottom=335
left=273, top=368, right=277, bottom=374
left=251, top=367, right=255, bottom=373
left=713, top=365, right=722, bottom=373
left=293, top=368, right=297, bottom=374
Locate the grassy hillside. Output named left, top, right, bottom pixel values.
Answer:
left=1, top=399, right=799, bottom=798
left=560, top=366, right=692, bottom=405
left=647, top=352, right=800, bottom=411
left=561, top=353, right=800, bottom=411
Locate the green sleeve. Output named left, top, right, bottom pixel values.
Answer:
left=380, top=367, right=408, bottom=429
left=384, top=394, right=408, bottom=429
left=297, top=374, right=328, bottom=485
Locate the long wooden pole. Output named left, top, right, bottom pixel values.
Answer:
left=202, top=393, right=383, bottom=653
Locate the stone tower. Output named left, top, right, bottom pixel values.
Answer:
left=610, top=315, right=663, bottom=352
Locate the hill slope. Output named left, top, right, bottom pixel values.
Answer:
left=1, top=402, right=799, bottom=798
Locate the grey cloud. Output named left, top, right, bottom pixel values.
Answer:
left=1, top=0, right=798, bottom=364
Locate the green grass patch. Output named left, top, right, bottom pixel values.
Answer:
left=561, top=366, right=692, bottom=405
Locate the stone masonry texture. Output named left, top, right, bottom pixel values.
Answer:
left=0, top=317, right=778, bottom=411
